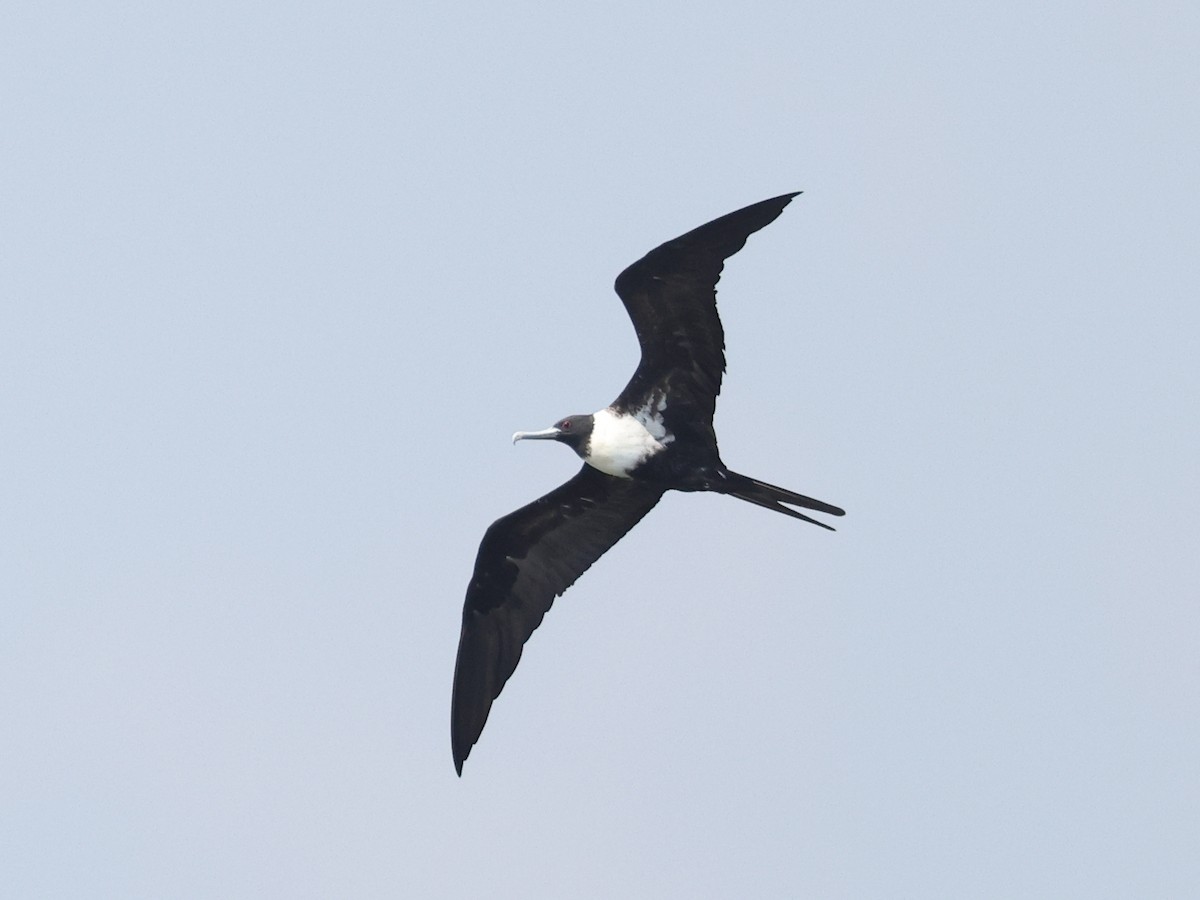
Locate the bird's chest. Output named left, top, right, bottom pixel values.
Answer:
left=584, top=408, right=668, bottom=478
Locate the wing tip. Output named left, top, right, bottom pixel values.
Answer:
left=452, top=716, right=476, bottom=776
left=770, top=190, right=802, bottom=209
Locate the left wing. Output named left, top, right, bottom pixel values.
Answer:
left=452, top=465, right=665, bottom=774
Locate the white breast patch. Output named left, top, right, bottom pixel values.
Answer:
left=586, top=407, right=669, bottom=477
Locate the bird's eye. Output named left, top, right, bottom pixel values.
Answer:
left=561, top=420, right=571, bottom=429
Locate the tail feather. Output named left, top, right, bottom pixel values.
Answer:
left=718, top=471, right=845, bottom=531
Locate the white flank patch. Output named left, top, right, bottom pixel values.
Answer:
left=587, top=407, right=668, bottom=477
left=632, top=391, right=674, bottom=443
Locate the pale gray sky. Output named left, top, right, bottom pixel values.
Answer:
left=3, top=2, right=1198, bottom=897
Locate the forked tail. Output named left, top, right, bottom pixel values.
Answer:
left=717, top=471, right=845, bottom=530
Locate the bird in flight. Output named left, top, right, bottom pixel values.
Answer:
left=451, top=193, right=844, bottom=774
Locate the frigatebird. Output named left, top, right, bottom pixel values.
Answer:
left=451, top=192, right=844, bottom=774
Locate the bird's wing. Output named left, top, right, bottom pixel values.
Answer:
left=451, top=464, right=665, bottom=774
left=612, top=192, right=800, bottom=435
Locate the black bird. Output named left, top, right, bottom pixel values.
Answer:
left=451, top=193, right=844, bottom=774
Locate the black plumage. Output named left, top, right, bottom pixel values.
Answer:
left=451, top=193, right=843, bottom=774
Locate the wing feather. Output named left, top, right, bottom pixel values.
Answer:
left=613, top=192, right=800, bottom=434
left=451, top=465, right=665, bottom=773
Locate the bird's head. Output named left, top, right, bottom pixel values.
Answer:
left=512, top=414, right=594, bottom=456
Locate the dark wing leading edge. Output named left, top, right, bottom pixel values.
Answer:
left=451, top=465, right=665, bottom=774
left=612, top=192, right=800, bottom=436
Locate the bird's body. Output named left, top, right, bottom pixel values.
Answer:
left=452, top=193, right=844, bottom=774
left=544, top=407, right=670, bottom=479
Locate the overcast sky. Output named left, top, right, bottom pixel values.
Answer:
left=3, top=2, right=1198, bottom=897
